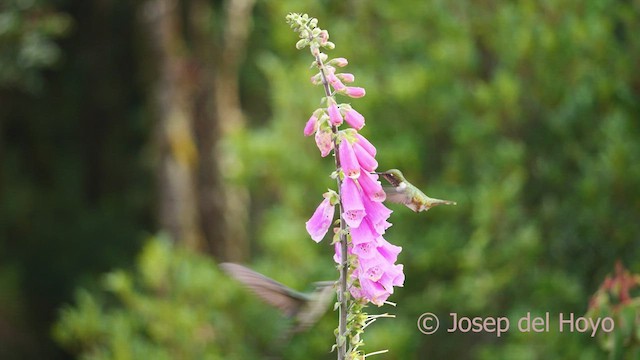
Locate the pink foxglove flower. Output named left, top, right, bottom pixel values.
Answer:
left=315, top=127, right=333, bottom=157
left=359, top=273, right=390, bottom=306
left=361, top=195, right=392, bottom=235
left=376, top=237, right=402, bottom=264
left=345, top=86, right=366, bottom=98
left=327, top=72, right=346, bottom=91
left=344, top=108, right=365, bottom=130
left=358, top=171, right=386, bottom=202
left=353, top=142, right=378, bottom=172
left=304, top=114, right=318, bottom=136
left=350, top=217, right=377, bottom=244
left=355, top=133, right=376, bottom=157
left=355, top=247, right=405, bottom=305
left=353, top=240, right=377, bottom=260
left=338, top=137, right=360, bottom=179
left=327, top=101, right=343, bottom=126
left=306, top=196, right=335, bottom=242
left=341, top=177, right=366, bottom=228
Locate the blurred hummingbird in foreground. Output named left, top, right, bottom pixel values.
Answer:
left=220, top=263, right=335, bottom=334
left=376, top=169, right=457, bottom=212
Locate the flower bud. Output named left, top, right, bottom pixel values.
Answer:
left=337, top=73, right=355, bottom=83
left=310, top=73, right=322, bottom=85
left=327, top=101, right=343, bottom=126
left=345, top=86, right=366, bottom=98
left=344, top=108, right=365, bottom=130
left=296, top=39, right=308, bottom=49
left=319, top=30, right=329, bottom=45
left=304, top=114, right=318, bottom=136
left=330, top=57, right=349, bottom=67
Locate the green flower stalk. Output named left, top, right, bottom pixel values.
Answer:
left=287, top=13, right=404, bottom=359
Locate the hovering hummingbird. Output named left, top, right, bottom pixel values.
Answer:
left=376, top=169, right=457, bottom=212
left=219, top=263, right=335, bottom=333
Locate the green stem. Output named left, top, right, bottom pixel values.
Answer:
left=314, top=48, right=348, bottom=360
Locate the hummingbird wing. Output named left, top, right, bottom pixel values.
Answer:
left=382, top=186, right=421, bottom=212
left=293, top=282, right=335, bottom=332
left=220, top=263, right=308, bottom=318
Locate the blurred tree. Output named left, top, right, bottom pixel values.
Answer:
left=141, top=0, right=255, bottom=259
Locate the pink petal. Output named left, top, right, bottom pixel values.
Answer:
left=332, top=57, right=348, bottom=67
left=338, top=138, right=360, bottom=179
left=341, top=177, right=366, bottom=228
left=359, top=277, right=389, bottom=306
left=305, top=198, right=335, bottom=242
left=358, top=171, right=386, bottom=202
left=327, top=72, right=346, bottom=91
left=355, top=133, right=377, bottom=157
left=350, top=217, right=376, bottom=245
left=361, top=195, right=392, bottom=234
left=353, top=142, right=378, bottom=172
left=314, top=127, right=333, bottom=157
left=345, top=86, right=366, bottom=98
left=327, top=102, right=343, bottom=126
left=344, top=108, right=365, bottom=130
left=337, top=73, right=355, bottom=83
left=352, top=241, right=377, bottom=259
left=304, top=115, right=318, bottom=136
left=376, top=237, right=402, bottom=264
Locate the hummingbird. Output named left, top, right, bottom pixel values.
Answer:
left=376, top=169, right=457, bottom=212
left=219, top=263, right=335, bottom=333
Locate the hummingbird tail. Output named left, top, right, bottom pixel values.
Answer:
left=433, top=199, right=457, bottom=206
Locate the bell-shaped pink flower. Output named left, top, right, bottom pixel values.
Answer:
left=353, top=240, right=377, bottom=259
left=355, top=133, right=376, bottom=157
left=306, top=197, right=335, bottom=242
left=350, top=217, right=377, bottom=245
left=345, top=86, right=366, bottom=98
left=344, top=108, right=365, bottom=130
left=361, top=195, right=392, bottom=234
left=315, top=127, right=333, bottom=157
left=304, top=114, right=318, bottom=136
left=358, top=171, right=386, bottom=202
left=359, top=276, right=390, bottom=306
left=376, top=237, right=402, bottom=264
left=353, top=142, right=378, bottom=172
left=378, top=264, right=405, bottom=292
left=341, top=177, right=366, bottom=228
left=338, top=138, right=360, bottom=179
left=327, top=101, right=343, bottom=126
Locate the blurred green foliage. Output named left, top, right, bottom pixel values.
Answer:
left=54, top=236, right=261, bottom=360
left=0, top=0, right=72, bottom=91
left=1, top=0, right=639, bottom=358
left=54, top=236, right=337, bottom=360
